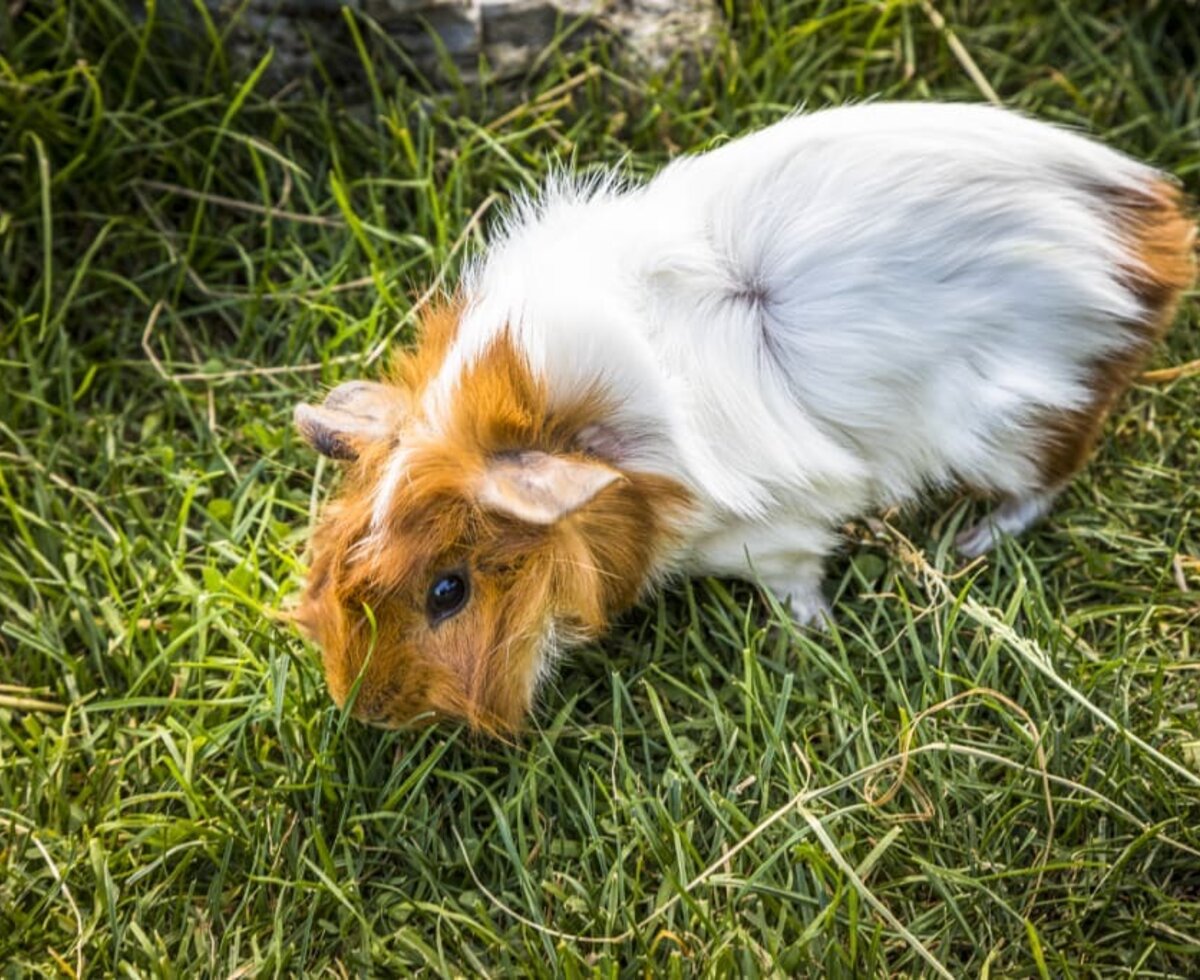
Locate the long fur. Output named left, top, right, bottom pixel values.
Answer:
left=298, top=102, right=1195, bottom=732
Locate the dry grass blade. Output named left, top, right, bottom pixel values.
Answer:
left=142, top=300, right=356, bottom=382
left=919, top=0, right=1001, bottom=104
left=136, top=179, right=346, bottom=227
left=1141, top=357, right=1200, bottom=383
left=363, top=192, right=500, bottom=366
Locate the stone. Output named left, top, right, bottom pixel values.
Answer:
left=202, top=0, right=719, bottom=89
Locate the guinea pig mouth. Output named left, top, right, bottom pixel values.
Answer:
left=344, top=686, right=398, bottom=727
left=357, top=708, right=398, bottom=729
left=357, top=707, right=439, bottom=731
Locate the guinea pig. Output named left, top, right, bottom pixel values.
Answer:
left=293, top=101, right=1195, bottom=735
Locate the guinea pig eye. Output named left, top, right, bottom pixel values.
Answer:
left=426, top=571, right=470, bottom=625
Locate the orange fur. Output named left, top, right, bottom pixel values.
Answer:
left=387, top=299, right=462, bottom=400
left=297, top=309, right=692, bottom=735
left=1036, top=180, right=1196, bottom=485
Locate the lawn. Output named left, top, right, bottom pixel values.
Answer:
left=2, top=0, right=1199, bottom=975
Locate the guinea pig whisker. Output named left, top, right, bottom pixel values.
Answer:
left=546, top=556, right=622, bottom=581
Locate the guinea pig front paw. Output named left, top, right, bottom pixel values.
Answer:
left=786, top=591, right=834, bottom=631
left=762, top=576, right=833, bottom=631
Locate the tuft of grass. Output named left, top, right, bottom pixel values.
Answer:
left=2, top=0, right=1198, bottom=975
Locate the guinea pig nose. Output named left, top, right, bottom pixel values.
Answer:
left=350, top=700, right=379, bottom=721
left=349, top=694, right=392, bottom=726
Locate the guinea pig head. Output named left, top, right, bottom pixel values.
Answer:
left=292, top=316, right=690, bottom=735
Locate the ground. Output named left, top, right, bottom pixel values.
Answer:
left=1, top=1, right=1198, bottom=975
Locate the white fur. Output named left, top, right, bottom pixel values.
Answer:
left=368, top=446, right=411, bottom=536
left=424, top=103, right=1171, bottom=617
left=955, top=490, right=1060, bottom=559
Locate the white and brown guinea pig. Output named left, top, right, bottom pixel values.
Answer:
left=294, top=101, right=1195, bottom=734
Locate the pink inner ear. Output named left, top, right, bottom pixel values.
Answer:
left=294, top=381, right=406, bottom=460
left=296, top=402, right=401, bottom=460
left=476, top=452, right=623, bottom=525
left=322, top=380, right=398, bottom=415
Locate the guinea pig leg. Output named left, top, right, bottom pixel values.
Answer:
left=955, top=489, right=1060, bottom=559
left=761, top=556, right=831, bottom=629
left=691, top=522, right=834, bottom=626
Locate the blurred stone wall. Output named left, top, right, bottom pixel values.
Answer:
left=213, top=0, right=719, bottom=87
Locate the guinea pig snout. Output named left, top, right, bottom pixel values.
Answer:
left=352, top=697, right=435, bottom=731
left=358, top=708, right=398, bottom=730
left=345, top=682, right=427, bottom=729
left=346, top=688, right=390, bottom=725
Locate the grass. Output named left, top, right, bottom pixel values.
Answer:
left=2, top=0, right=1199, bottom=974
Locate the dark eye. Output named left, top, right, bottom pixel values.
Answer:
left=426, top=571, right=469, bottom=625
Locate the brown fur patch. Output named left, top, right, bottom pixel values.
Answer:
left=387, top=298, right=462, bottom=398
left=297, top=311, right=693, bottom=735
left=1036, top=180, right=1196, bottom=486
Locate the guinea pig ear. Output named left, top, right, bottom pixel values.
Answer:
left=293, top=381, right=403, bottom=461
left=476, top=451, right=623, bottom=525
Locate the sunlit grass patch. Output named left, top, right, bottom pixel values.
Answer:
left=1, top=1, right=1198, bottom=974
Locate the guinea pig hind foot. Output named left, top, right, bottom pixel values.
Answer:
left=955, top=490, right=1061, bottom=559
